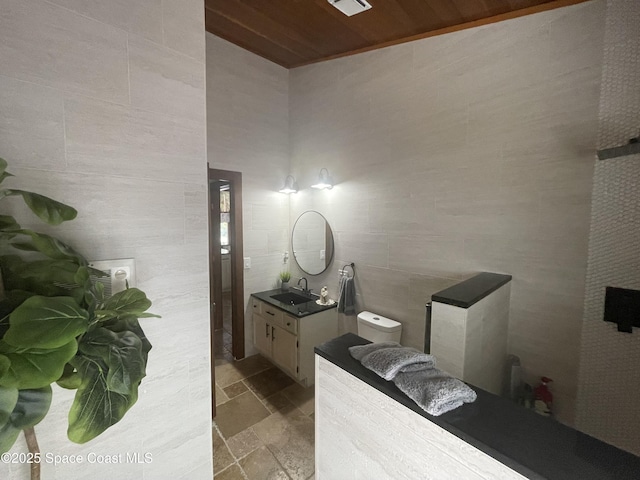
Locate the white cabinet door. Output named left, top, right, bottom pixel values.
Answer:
left=271, top=324, right=298, bottom=378
left=253, top=314, right=271, bottom=357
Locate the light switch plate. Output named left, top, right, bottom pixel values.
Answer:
left=244, top=257, right=251, bottom=269
left=89, top=258, right=136, bottom=297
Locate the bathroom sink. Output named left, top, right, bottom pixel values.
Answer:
left=270, top=292, right=314, bottom=305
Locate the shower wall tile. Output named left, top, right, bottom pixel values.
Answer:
left=290, top=1, right=606, bottom=424
left=47, top=0, right=164, bottom=44
left=184, top=183, right=209, bottom=246
left=162, top=0, right=206, bottom=61
left=64, top=96, right=205, bottom=183
left=0, top=75, right=66, bottom=170
left=0, top=0, right=210, bottom=477
left=389, top=235, right=467, bottom=279
left=206, top=34, right=290, bottom=357
left=430, top=283, right=510, bottom=395
left=404, top=274, right=462, bottom=352
left=0, top=0, right=129, bottom=104
left=129, top=35, right=206, bottom=122
left=430, top=302, right=467, bottom=378
left=336, top=232, right=389, bottom=269
left=577, top=0, right=640, bottom=454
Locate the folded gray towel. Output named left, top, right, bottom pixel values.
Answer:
left=349, top=343, right=436, bottom=381
left=348, top=341, right=401, bottom=361
left=393, top=368, right=477, bottom=416
left=338, top=276, right=356, bottom=315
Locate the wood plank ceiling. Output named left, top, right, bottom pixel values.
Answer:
left=204, top=0, right=589, bottom=68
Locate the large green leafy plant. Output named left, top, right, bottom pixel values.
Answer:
left=0, top=159, right=157, bottom=459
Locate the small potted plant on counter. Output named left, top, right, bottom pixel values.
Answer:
left=279, top=271, right=291, bottom=291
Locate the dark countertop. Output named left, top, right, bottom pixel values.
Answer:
left=432, top=272, right=512, bottom=308
left=251, top=288, right=337, bottom=318
left=315, top=333, right=640, bottom=480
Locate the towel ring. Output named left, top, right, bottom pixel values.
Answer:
left=341, top=263, right=355, bottom=279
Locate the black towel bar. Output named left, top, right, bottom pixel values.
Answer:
left=340, top=262, right=355, bottom=278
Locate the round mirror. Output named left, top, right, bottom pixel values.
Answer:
left=292, top=211, right=334, bottom=275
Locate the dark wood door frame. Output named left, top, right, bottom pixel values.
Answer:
left=208, top=166, right=245, bottom=417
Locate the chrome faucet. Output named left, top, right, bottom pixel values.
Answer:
left=297, top=277, right=310, bottom=295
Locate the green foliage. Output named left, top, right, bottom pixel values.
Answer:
left=0, top=340, right=78, bottom=389
left=279, top=271, right=291, bottom=282
left=0, top=386, right=52, bottom=453
left=0, top=159, right=156, bottom=453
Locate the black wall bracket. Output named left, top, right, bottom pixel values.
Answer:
left=597, top=136, right=640, bottom=160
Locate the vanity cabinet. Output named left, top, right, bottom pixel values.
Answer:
left=252, top=296, right=337, bottom=386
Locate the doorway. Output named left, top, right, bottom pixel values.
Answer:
left=209, top=167, right=245, bottom=418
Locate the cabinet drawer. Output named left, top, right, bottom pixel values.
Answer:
left=261, top=302, right=283, bottom=326
left=282, top=315, right=298, bottom=335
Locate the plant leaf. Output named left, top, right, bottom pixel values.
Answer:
left=9, top=386, right=52, bottom=429
left=103, top=315, right=152, bottom=364
left=0, top=386, right=19, bottom=429
left=19, top=259, right=79, bottom=285
left=11, top=230, right=87, bottom=265
left=0, top=159, right=13, bottom=186
left=4, top=189, right=77, bottom=225
left=0, top=422, right=20, bottom=454
left=0, top=355, right=10, bottom=381
left=99, top=288, right=154, bottom=318
left=74, top=266, right=91, bottom=288
left=0, top=172, right=13, bottom=184
left=56, top=363, right=81, bottom=390
left=8, top=242, right=38, bottom=254
left=79, top=328, right=145, bottom=395
left=5, top=296, right=89, bottom=349
left=0, top=386, right=52, bottom=454
left=67, top=356, right=138, bottom=444
left=0, top=215, right=20, bottom=232
left=0, top=290, right=34, bottom=333
left=0, top=340, right=78, bottom=390
left=0, top=256, right=29, bottom=292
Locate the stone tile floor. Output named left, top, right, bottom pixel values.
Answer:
left=213, top=354, right=316, bottom=480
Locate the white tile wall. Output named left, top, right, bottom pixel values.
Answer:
left=576, top=0, right=640, bottom=455
left=289, top=1, right=606, bottom=424
left=206, top=34, right=290, bottom=356
left=47, top=0, right=164, bottom=45
left=430, top=283, right=510, bottom=396
left=0, top=0, right=211, bottom=478
left=0, top=75, right=66, bottom=170
left=0, top=0, right=130, bottom=104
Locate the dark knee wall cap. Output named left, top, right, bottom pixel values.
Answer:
left=432, top=272, right=512, bottom=308
left=315, top=333, right=640, bottom=480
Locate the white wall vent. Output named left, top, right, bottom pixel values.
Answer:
left=89, top=258, right=136, bottom=298
left=328, top=0, right=372, bottom=17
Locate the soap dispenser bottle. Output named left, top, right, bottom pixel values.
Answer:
left=534, top=377, right=553, bottom=417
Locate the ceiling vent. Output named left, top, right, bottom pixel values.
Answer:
left=328, top=0, right=372, bottom=17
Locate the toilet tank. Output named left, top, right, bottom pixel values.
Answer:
left=357, top=311, right=402, bottom=343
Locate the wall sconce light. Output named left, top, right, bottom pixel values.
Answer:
left=279, top=175, right=298, bottom=194
left=311, top=168, right=333, bottom=190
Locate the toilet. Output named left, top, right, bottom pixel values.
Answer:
left=357, top=311, right=402, bottom=343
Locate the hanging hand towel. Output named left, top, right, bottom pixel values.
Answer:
left=338, top=276, right=356, bottom=315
